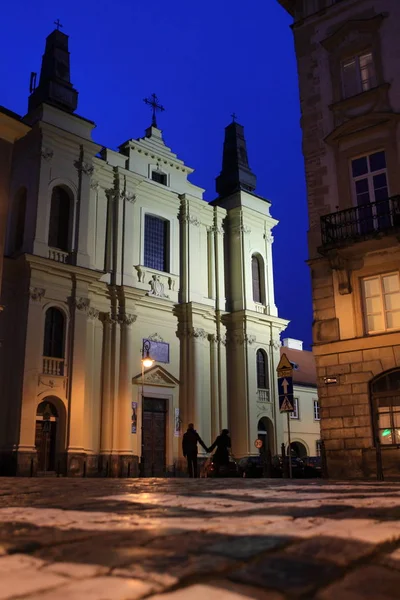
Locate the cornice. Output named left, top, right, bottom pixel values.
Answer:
left=325, top=110, right=400, bottom=146
left=23, top=254, right=105, bottom=283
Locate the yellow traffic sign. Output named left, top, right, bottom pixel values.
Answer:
left=276, top=353, right=293, bottom=378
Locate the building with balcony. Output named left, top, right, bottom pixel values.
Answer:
left=0, top=27, right=289, bottom=476
left=276, top=0, right=400, bottom=478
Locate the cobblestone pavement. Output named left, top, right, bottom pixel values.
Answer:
left=1, top=479, right=400, bottom=599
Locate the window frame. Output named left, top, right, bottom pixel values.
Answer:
left=341, top=51, right=377, bottom=99
left=151, top=170, right=168, bottom=186
left=143, top=213, right=170, bottom=273
left=361, top=272, right=400, bottom=335
left=43, top=307, right=66, bottom=359
left=48, top=185, right=74, bottom=253
left=313, top=399, right=320, bottom=421
left=350, top=149, right=389, bottom=207
left=256, top=349, right=269, bottom=390
left=290, top=398, right=299, bottom=420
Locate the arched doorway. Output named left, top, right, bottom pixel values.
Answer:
left=35, top=400, right=60, bottom=472
left=289, top=441, right=308, bottom=458
left=257, top=417, right=274, bottom=453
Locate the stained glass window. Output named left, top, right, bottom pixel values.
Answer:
left=144, top=214, right=169, bottom=272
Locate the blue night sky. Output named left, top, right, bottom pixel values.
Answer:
left=1, top=0, right=312, bottom=348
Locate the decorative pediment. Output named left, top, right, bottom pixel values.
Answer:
left=321, top=14, right=385, bottom=54
left=132, top=365, right=179, bottom=387
left=325, top=112, right=400, bottom=147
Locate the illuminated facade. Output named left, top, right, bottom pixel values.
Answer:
left=0, top=28, right=289, bottom=476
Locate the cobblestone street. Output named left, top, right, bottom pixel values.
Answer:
left=1, top=478, right=400, bottom=598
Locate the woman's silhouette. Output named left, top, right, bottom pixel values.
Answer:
left=208, top=429, right=231, bottom=475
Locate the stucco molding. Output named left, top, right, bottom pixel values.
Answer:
left=29, top=287, right=45, bottom=303
left=119, top=313, right=137, bottom=326
left=147, top=275, right=169, bottom=299
left=41, top=147, right=54, bottom=162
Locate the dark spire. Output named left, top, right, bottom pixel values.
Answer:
left=28, top=28, right=78, bottom=114
left=215, top=120, right=257, bottom=198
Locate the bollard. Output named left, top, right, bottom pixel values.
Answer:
left=281, top=443, right=288, bottom=479
left=30, top=458, right=34, bottom=478
left=127, top=462, right=130, bottom=478
left=83, top=461, right=87, bottom=478
left=320, top=440, right=329, bottom=480
left=57, top=460, right=60, bottom=477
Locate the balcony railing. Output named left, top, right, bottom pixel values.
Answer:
left=42, top=357, right=65, bottom=376
left=320, top=195, right=400, bottom=248
left=257, top=389, right=270, bottom=403
left=48, top=248, right=70, bottom=263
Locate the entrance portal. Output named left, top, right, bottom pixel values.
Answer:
left=142, top=397, right=167, bottom=477
left=257, top=417, right=274, bottom=453
left=35, top=401, right=58, bottom=472
left=289, top=441, right=308, bottom=458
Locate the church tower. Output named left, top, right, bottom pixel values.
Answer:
left=28, top=27, right=78, bottom=114
left=213, top=119, right=288, bottom=458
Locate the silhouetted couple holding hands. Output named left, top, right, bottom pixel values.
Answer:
left=182, top=423, right=231, bottom=478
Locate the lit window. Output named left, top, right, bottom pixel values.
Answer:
left=290, top=398, right=299, bottom=420
left=372, top=370, right=400, bottom=446
left=144, top=214, right=169, bottom=272
left=341, top=52, right=376, bottom=99
left=362, top=273, right=400, bottom=334
left=314, top=399, right=320, bottom=421
left=151, top=171, right=167, bottom=186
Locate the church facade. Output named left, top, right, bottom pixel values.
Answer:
left=0, top=28, right=289, bottom=477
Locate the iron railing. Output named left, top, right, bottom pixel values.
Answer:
left=320, top=195, right=400, bottom=248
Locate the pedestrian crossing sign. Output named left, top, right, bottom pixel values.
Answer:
left=280, top=396, right=294, bottom=413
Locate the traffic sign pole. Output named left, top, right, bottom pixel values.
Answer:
left=287, top=412, right=292, bottom=479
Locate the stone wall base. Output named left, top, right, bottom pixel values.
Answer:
left=326, top=447, right=400, bottom=479
left=0, top=451, right=139, bottom=478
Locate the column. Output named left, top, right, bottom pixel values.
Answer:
left=17, top=287, right=46, bottom=474
left=190, top=328, right=210, bottom=446
left=67, top=297, right=90, bottom=466
left=100, top=314, right=113, bottom=455
left=208, top=334, right=219, bottom=440
left=218, top=331, right=228, bottom=430
left=115, top=314, right=136, bottom=455
left=264, top=231, right=278, bottom=317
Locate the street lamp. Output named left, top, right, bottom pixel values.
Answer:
left=140, top=340, right=154, bottom=477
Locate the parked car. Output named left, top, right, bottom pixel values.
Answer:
left=237, top=455, right=282, bottom=478
left=202, top=456, right=240, bottom=478
left=272, top=455, right=305, bottom=478
left=302, top=456, right=322, bottom=478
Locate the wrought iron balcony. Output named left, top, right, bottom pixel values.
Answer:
left=321, top=195, right=400, bottom=249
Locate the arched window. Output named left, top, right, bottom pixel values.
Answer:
left=144, top=214, right=169, bottom=272
left=43, top=308, right=65, bottom=358
left=256, top=349, right=269, bottom=389
left=371, top=369, right=400, bottom=446
left=11, top=188, right=27, bottom=252
left=48, top=186, right=72, bottom=251
left=252, top=254, right=262, bottom=303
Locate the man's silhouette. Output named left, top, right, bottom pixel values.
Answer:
left=182, top=423, right=207, bottom=478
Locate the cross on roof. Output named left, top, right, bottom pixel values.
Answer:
left=231, top=112, right=237, bottom=123
left=143, top=93, right=165, bottom=128
left=54, top=19, right=63, bottom=31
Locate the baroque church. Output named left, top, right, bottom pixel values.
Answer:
left=0, top=27, right=290, bottom=476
